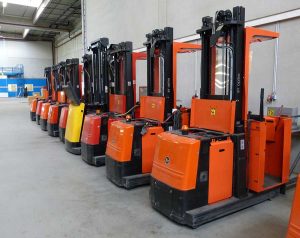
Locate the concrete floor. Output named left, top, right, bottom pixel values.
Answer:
left=0, top=98, right=295, bottom=238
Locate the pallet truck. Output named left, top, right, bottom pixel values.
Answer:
left=105, top=27, right=200, bottom=189
left=81, top=41, right=146, bottom=166
left=47, top=62, right=68, bottom=137
left=34, top=67, right=52, bottom=125
left=64, top=38, right=109, bottom=155
left=287, top=175, right=300, bottom=238
left=149, top=6, right=292, bottom=228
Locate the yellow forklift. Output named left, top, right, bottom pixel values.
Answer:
left=149, top=6, right=292, bottom=228
left=58, top=59, right=83, bottom=143
left=64, top=38, right=109, bottom=154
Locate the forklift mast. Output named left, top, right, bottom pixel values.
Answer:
left=88, top=37, right=109, bottom=109
left=197, top=6, right=245, bottom=133
left=143, top=27, right=174, bottom=120
left=52, top=63, right=63, bottom=100
left=82, top=54, right=93, bottom=105
left=58, top=61, right=67, bottom=86
left=63, top=58, right=81, bottom=105
left=56, top=61, right=66, bottom=92
left=44, top=67, right=52, bottom=99
left=108, top=41, right=133, bottom=112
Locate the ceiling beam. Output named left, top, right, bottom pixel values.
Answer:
left=0, top=16, right=69, bottom=33
left=0, top=31, right=23, bottom=39
left=0, top=31, right=53, bottom=41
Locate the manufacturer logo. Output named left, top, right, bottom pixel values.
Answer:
left=151, top=103, right=156, bottom=109
left=211, top=108, right=216, bottom=116
left=165, top=156, right=170, bottom=165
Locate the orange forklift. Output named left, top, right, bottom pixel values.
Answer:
left=64, top=38, right=109, bottom=154
left=105, top=27, right=200, bottom=189
left=47, top=62, right=68, bottom=136
left=30, top=68, right=50, bottom=122
left=33, top=67, right=52, bottom=125
left=149, top=6, right=292, bottom=228
left=40, top=64, right=58, bottom=131
left=81, top=41, right=146, bottom=166
left=287, top=175, right=300, bottom=238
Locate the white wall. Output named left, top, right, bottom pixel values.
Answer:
left=84, top=0, right=300, bottom=112
left=0, top=39, right=52, bottom=78
left=55, top=34, right=83, bottom=63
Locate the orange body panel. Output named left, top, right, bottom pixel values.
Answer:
left=140, top=96, right=165, bottom=122
left=152, top=132, right=200, bottom=191
left=41, top=103, right=51, bottom=120
left=59, top=107, right=69, bottom=129
left=248, top=121, right=266, bottom=192
left=36, top=100, right=44, bottom=116
left=190, top=98, right=236, bottom=134
left=265, top=117, right=276, bottom=142
left=30, top=99, right=37, bottom=113
left=109, top=94, right=126, bottom=114
left=141, top=126, right=164, bottom=173
left=248, top=117, right=292, bottom=192
left=208, top=139, right=234, bottom=204
left=287, top=175, right=300, bottom=238
left=47, top=105, right=59, bottom=124
left=57, top=91, right=66, bottom=103
left=81, top=114, right=101, bottom=145
left=180, top=109, right=190, bottom=126
left=41, top=88, right=48, bottom=99
left=108, top=117, right=119, bottom=136
left=265, top=117, right=292, bottom=184
left=106, top=121, right=134, bottom=162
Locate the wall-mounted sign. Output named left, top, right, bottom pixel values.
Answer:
left=8, top=84, right=17, bottom=92
left=24, top=84, right=33, bottom=91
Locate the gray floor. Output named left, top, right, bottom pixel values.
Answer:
left=0, top=98, right=295, bottom=238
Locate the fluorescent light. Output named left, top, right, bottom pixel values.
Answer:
left=0, top=0, right=42, bottom=8
left=23, top=28, right=29, bottom=38
left=33, top=0, right=51, bottom=24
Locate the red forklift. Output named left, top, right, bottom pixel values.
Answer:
left=47, top=62, right=68, bottom=136
left=64, top=38, right=109, bottom=154
left=105, top=27, right=200, bottom=189
left=34, top=67, right=52, bottom=125
left=149, top=6, right=292, bottom=228
left=81, top=41, right=146, bottom=166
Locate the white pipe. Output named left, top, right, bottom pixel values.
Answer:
left=272, top=22, right=280, bottom=99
